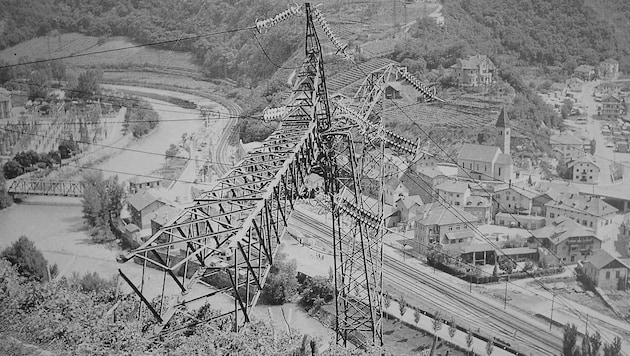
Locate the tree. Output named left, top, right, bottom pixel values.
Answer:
left=448, top=318, right=457, bottom=352
left=498, top=257, right=517, bottom=274
left=384, top=292, right=392, bottom=312
left=299, top=276, right=334, bottom=310
left=414, top=308, right=421, bottom=324
left=492, top=264, right=499, bottom=278
left=1, top=236, right=49, bottom=281
left=59, top=139, right=77, bottom=159
left=261, top=253, right=298, bottom=305
left=398, top=296, right=407, bottom=317
left=14, top=150, right=39, bottom=168
left=603, top=336, right=622, bottom=356
left=81, top=171, right=125, bottom=240
left=73, top=68, right=102, bottom=99
left=486, top=338, right=494, bottom=355
left=563, top=323, right=579, bottom=356
left=466, top=329, right=474, bottom=352
left=588, top=332, right=602, bottom=356
left=430, top=310, right=443, bottom=355
left=0, top=171, right=12, bottom=209
left=165, top=144, right=179, bottom=161
left=3, top=160, right=23, bottom=179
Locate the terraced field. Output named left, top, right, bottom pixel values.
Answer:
left=0, top=33, right=199, bottom=73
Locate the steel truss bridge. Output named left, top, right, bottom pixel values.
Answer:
left=117, top=3, right=439, bottom=348
left=7, top=179, right=84, bottom=197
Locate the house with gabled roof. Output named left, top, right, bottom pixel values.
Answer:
left=435, top=179, right=470, bottom=207
left=401, top=166, right=448, bottom=204
left=545, top=193, right=618, bottom=233
left=452, top=54, right=496, bottom=86
left=550, top=131, right=587, bottom=160
left=457, top=108, right=513, bottom=181
left=573, top=65, right=596, bottom=81
left=600, top=95, right=624, bottom=118
left=127, top=189, right=173, bottom=229
left=567, top=154, right=599, bottom=184
left=534, top=216, right=602, bottom=265
left=395, top=195, right=425, bottom=229
left=583, top=250, right=629, bottom=289
left=414, top=203, right=479, bottom=253
left=598, top=58, right=619, bottom=80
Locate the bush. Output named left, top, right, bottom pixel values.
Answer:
left=261, top=253, right=298, bottom=305
left=1, top=236, right=49, bottom=281
left=3, top=160, right=24, bottom=179
left=299, top=276, right=334, bottom=310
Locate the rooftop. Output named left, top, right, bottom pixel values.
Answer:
left=544, top=193, right=618, bottom=217
left=573, top=65, right=594, bottom=73
left=435, top=180, right=469, bottom=194
left=127, top=189, right=169, bottom=211
left=567, top=154, right=599, bottom=169
left=458, top=143, right=500, bottom=163
left=533, top=217, right=600, bottom=244
left=455, top=54, right=494, bottom=70
left=585, top=249, right=629, bottom=270
left=416, top=203, right=479, bottom=226
left=550, top=131, right=584, bottom=146
left=398, top=195, right=424, bottom=209
left=150, top=205, right=180, bottom=227
left=495, top=107, right=509, bottom=128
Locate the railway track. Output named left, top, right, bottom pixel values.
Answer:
left=290, top=210, right=563, bottom=355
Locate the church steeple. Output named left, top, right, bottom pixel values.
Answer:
left=496, top=107, right=510, bottom=155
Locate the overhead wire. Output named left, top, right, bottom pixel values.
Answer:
left=323, top=17, right=624, bottom=345
left=0, top=27, right=257, bottom=70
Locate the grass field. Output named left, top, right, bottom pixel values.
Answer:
left=0, top=33, right=199, bottom=72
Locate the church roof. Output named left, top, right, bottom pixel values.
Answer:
left=495, top=107, right=509, bottom=128
left=458, top=143, right=500, bottom=163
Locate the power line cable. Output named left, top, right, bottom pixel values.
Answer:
left=0, top=27, right=257, bottom=70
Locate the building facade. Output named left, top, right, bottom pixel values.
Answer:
left=453, top=54, right=496, bottom=86
left=567, top=155, right=599, bottom=184
left=545, top=193, right=618, bottom=233
left=600, top=95, right=624, bottom=118
left=535, top=217, right=602, bottom=265
left=584, top=250, right=629, bottom=289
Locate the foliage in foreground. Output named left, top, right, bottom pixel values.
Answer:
left=0, top=260, right=385, bottom=355
left=1, top=236, right=51, bottom=281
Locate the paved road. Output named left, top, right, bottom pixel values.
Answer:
left=289, top=209, right=563, bottom=356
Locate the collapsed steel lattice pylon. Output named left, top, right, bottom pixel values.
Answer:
left=118, top=3, right=438, bottom=348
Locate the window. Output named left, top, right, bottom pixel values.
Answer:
left=498, top=167, right=502, bottom=176
left=512, top=196, right=516, bottom=201
left=606, top=271, right=610, bottom=279
left=590, top=221, right=593, bottom=227
left=449, top=226, right=453, bottom=231
left=456, top=194, right=460, bottom=198
left=616, top=270, right=620, bottom=278
left=550, top=213, right=555, bottom=218
left=571, top=256, right=575, bottom=262
left=455, top=202, right=460, bottom=206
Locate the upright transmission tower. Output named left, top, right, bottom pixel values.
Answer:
left=117, top=3, right=438, bottom=349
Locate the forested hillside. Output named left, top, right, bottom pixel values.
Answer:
left=395, top=0, right=629, bottom=73
left=0, top=0, right=302, bottom=85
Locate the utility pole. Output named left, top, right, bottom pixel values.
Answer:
left=549, top=294, right=555, bottom=330
left=585, top=314, right=589, bottom=335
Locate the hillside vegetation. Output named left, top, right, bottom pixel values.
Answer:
left=0, top=0, right=302, bottom=85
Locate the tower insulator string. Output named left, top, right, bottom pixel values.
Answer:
left=312, top=7, right=353, bottom=62
left=255, top=3, right=303, bottom=33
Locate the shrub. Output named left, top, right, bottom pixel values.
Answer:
left=299, top=276, right=334, bottom=310
left=261, top=253, right=298, bottom=305
left=1, top=236, right=49, bottom=281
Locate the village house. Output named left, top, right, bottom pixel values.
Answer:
left=583, top=250, right=629, bottom=290
left=566, top=77, right=584, bottom=92
left=463, top=195, right=492, bottom=224
left=400, top=166, right=448, bottom=204
left=128, top=176, right=164, bottom=194
left=383, top=176, right=409, bottom=205
left=594, top=82, right=622, bottom=97
left=534, top=217, right=602, bottom=265
left=567, top=154, right=600, bottom=184
left=494, top=183, right=552, bottom=216
left=127, top=189, right=173, bottom=229
left=452, top=54, right=496, bottom=86
left=495, top=212, right=546, bottom=230
left=573, top=65, right=596, bottom=81
left=150, top=205, right=180, bottom=235
left=550, top=131, right=588, bottom=160
left=385, top=82, right=404, bottom=99
left=550, top=82, right=568, bottom=98
left=598, top=58, right=619, bottom=80
left=395, top=195, right=425, bottom=230
left=0, top=88, right=12, bottom=119
left=600, top=95, right=624, bottom=118
left=410, top=150, right=438, bottom=169
left=414, top=203, right=479, bottom=253
left=457, top=108, right=513, bottom=181
left=435, top=180, right=470, bottom=207
left=545, top=193, right=618, bottom=233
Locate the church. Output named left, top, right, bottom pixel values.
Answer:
left=457, top=108, right=514, bottom=182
